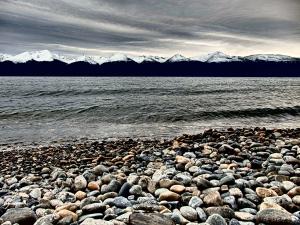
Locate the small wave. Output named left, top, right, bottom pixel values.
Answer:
left=140, top=106, right=300, bottom=123
left=17, top=87, right=260, bottom=98
left=1, top=105, right=299, bottom=123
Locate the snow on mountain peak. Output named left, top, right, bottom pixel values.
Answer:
left=109, top=53, right=130, bottom=62
left=8, top=50, right=54, bottom=63
left=130, top=55, right=167, bottom=63
left=167, top=54, right=189, bottom=62
left=191, top=51, right=241, bottom=63
left=1, top=50, right=298, bottom=64
left=244, top=54, right=294, bottom=62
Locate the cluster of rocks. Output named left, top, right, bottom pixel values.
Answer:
left=0, top=128, right=300, bottom=225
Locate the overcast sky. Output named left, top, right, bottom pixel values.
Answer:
left=1, top=0, right=300, bottom=57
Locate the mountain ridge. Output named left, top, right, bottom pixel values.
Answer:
left=1, top=50, right=299, bottom=65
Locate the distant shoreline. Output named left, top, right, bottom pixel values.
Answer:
left=1, top=60, right=300, bottom=76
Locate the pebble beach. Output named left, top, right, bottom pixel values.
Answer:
left=1, top=128, right=300, bottom=225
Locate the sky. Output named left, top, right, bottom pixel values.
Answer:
left=1, top=0, right=300, bottom=57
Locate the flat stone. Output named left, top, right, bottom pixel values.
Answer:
left=1, top=208, right=37, bottom=225
left=82, top=203, right=106, bottom=214
left=205, top=206, right=235, bottom=218
left=78, top=213, right=104, bottom=223
left=256, top=187, right=278, bottom=198
left=219, top=175, right=235, bottom=186
left=176, top=155, right=190, bottom=164
left=234, top=212, right=255, bottom=221
left=112, top=196, right=132, bottom=208
left=256, top=209, right=300, bottom=225
left=170, top=185, right=185, bottom=193
left=129, top=213, right=175, bottom=225
left=159, top=191, right=180, bottom=201
left=80, top=218, right=114, bottom=225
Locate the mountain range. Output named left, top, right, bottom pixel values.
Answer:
left=1, top=50, right=299, bottom=64
left=0, top=50, right=299, bottom=76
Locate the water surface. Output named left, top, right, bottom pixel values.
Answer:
left=0, top=77, right=299, bottom=145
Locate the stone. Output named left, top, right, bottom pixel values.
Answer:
left=80, top=218, right=114, bottom=225
left=204, top=191, right=223, bottom=206
left=33, top=214, right=58, bottom=225
left=259, top=202, right=289, bottom=213
left=205, top=206, right=235, bottom=218
left=56, top=209, right=78, bottom=222
left=234, top=212, right=255, bottom=221
left=256, top=208, right=300, bottom=225
left=119, top=182, right=131, bottom=197
left=256, top=187, right=278, bottom=198
left=30, top=188, right=42, bottom=199
left=82, top=203, right=106, bottom=214
left=171, top=209, right=190, bottom=225
left=93, top=165, right=109, bottom=175
left=170, top=185, right=185, bottom=193
left=57, top=192, right=76, bottom=203
left=78, top=213, right=104, bottom=223
left=159, top=191, right=180, bottom=201
left=1, top=208, right=37, bottom=225
left=288, top=187, right=300, bottom=198
left=129, top=185, right=143, bottom=196
left=174, top=173, right=192, bottom=185
left=189, top=196, right=203, bottom=208
left=88, top=181, right=100, bottom=190
left=74, top=175, right=87, bottom=190
left=292, top=196, right=300, bottom=205
left=75, top=191, right=87, bottom=200
left=206, top=214, right=227, bottom=225
left=196, top=207, right=207, bottom=222
left=180, top=206, right=198, bottom=221
left=282, top=181, right=296, bottom=192
left=195, top=177, right=213, bottom=189
left=237, top=198, right=256, bottom=209
left=115, top=211, right=132, bottom=223
left=219, top=175, right=235, bottom=186
left=129, top=213, right=174, bottom=225
left=112, top=196, right=132, bottom=208
left=176, top=155, right=190, bottom=164
left=159, top=179, right=177, bottom=188
left=229, top=188, right=243, bottom=198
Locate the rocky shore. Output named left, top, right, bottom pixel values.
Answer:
left=1, top=128, right=300, bottom=225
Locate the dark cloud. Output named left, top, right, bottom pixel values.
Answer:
left=1, top=0, right=299, bottom=56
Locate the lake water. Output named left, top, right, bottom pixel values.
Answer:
left=0, top=77, right=299, bottom=146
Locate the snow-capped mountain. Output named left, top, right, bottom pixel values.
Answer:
left=244, top=54, right=294, bottom=62
left=8, top=50, right=54, bottom=63
left=130, top=55, right=166, bottom=63
left=1, top=50, right=299, bottom=65
left=167, top=54, right=190, bottom=62
left=191, top=51, right=242, bottom=63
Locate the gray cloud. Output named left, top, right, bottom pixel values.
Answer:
left=0, top=0, right=299, bottom=56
